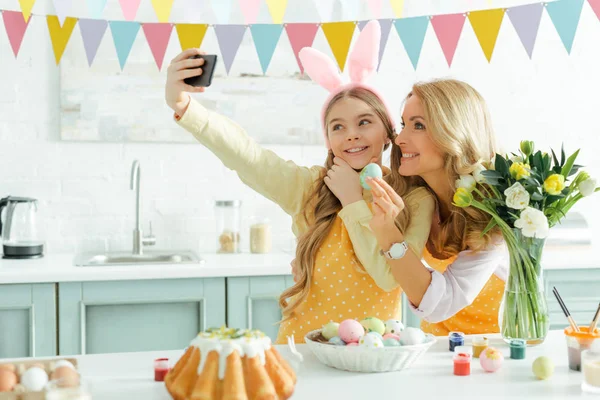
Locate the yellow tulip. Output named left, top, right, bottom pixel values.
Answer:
left=453, top=187, right=473, bottom=208
left=543, top=174, right=565, bottom=195
left=509, top=162, right=530, bottom=180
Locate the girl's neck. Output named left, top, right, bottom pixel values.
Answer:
left=421, top=171, right=453, bottom=222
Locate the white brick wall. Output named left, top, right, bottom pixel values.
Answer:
left=1, top=0, right=600, bottom=256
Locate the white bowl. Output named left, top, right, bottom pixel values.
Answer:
left=304, top=329, right=436, bottom=373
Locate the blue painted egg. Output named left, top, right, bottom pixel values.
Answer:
left=359, top=163, right=383, bottom=190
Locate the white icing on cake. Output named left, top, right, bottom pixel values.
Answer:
left=189, top=327, right=272, bottom=380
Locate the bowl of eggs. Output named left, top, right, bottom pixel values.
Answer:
left=304, top=317, right=436, bottom=373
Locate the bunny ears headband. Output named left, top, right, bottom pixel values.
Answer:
left=298, top=20, right=396, bottom=149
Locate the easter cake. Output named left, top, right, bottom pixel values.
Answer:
left=164, top=327, right=296, bottom=400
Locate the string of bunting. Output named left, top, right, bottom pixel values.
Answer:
left=1, top=0, right=598, bottom=73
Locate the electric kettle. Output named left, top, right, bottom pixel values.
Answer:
left=0, top=196, right=45, bottom=259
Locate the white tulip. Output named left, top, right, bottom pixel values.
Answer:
left=472, top=164, right=487, bottom=183
left=455, top=174, right=477, bottom=192
left=504, top=182, right=530, bottom=210
left=514, top=207, right=549, bottom=239
left=579, top=178, right=597, bottom=197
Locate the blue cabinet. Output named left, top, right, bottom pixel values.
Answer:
left=58, top=278, right=225, bottom=355
left=0, top=283, right=56, bottom=358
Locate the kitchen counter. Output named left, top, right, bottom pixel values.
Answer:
left=0, top=246, right=597, bottom=284
left=2, top=329, right=593, bottom=399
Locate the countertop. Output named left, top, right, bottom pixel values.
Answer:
left=0, top=245, right=597, bottom=285
left=2, top=329, right=594, bottom=399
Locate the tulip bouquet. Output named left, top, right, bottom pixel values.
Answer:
left=453, top=141, right=598, bottom=344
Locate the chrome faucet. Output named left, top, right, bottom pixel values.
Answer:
left=130, top=160, right=156, bottom=255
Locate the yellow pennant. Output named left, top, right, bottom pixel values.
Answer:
left=19, top=0, right=36, bottom=22
left=322, top=22, right=356, bottom=71
left=468, top=8, right=504, bottom=62
left=47, top=15, right=77, bottom=65
left=175, top=24, right=208, bottom=50
left=390, top=0, right=404, bottom=18
left=266, top=0, right=287, bottom=24
left=151, top=0, right=174, bottom=23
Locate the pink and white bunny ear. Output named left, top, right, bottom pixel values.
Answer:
left=348, top=20, right=381, bottom=84
left=298, top=47, right=345, bottom=93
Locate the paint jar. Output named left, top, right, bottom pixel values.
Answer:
left=453, top=345, right=473, bottom=376
left=449, top=331, right=465, bottom=351
left=565, top=326, right=600, bottom=371
left=154, top=358, right=170, bottom=382
left=472, top=336, right=489, bottom=358
left=510, top=339, right=526, bottom=360
left=582, top=348, right=600, bottom=394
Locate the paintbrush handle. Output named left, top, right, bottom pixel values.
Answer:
left=589, top=303, right=600, bottom=333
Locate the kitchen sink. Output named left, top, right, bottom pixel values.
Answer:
left=74, top=250, right=203, bottom=266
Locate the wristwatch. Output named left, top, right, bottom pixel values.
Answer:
left=380, top=241, right=409, bottom=260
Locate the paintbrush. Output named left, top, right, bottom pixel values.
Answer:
left=589, top=302, right=600, bottom=333
left=552, top=286, right=580, bottom=332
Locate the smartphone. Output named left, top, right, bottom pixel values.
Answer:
left=183, top=54, right=217, bottom=87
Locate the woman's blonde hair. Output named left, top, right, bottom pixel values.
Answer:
left=407, top=78, right=499, bottom=258
left=278, top=87, right=415, bottom=321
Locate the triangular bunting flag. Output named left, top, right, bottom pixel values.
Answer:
left=2, top=10, right=30, bottom=57
left=46, top=15, right=77, bottom=64
left=321, top=22, right=356, bottom=71
left=394, top=16, right=429, bottom=70
left=506, top=3, right=543, bottom=59
left=119, top=0, right=141, bottom=20
left=431, top=13, right=465, bottom=67
left=79, top=18, right=108, bottom=66
left=468, top=8, right=504, bottom=62
left=109, top=21, right=141, bottom=70
left=545, top=0, right=584, bottom=54
left=266, top=0, right=287, bottom=24
left=52, top=0, right=72, bottom=26
left=389, top=0, right=404, bottom=18
left=211, top=0, right=232, bottom=24
left=367, top=0, right=383, bottom=18
left=285, top=23, right=319, bottom=73
left=589, top=0, right=600, bottom=21
left=214, top=24, right=247, bottom=74
left=175, top=23, right=208, bottom=50
left=240, top=0, right=261, bottom=24
left=143, top=23, right=174, bottom=70
left=18, top=0, right=36, bottom=23
left=358, top=19, right=393, bottom=70
left=86, top=0, right=108, bottom=19
left=250, top=24, right=283, bottom=74
left=151, top=0, right=174, bottom=23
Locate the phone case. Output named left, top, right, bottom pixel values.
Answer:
left=184, top=55, right=217, bottom=87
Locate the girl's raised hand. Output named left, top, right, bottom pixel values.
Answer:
left=367, top=177, right=405, bottom=235
left=165, top=48, right=207, bottom=116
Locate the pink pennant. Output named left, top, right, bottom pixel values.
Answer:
left=240, top=0, right=261, bottom=24
left=2, top=10, right=30, bottom=57
left=142, top=23, right=174, bottom=70
left=119, top=0, right=142, bottom=20
left=431, top=13, right=466, bottom=67
left=285, top=23, right=319, bottom=73
left=589, top=0, right=600, bottom=21
left=367, top=0, right=383, bottom=18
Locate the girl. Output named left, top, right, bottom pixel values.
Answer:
left=165, top=21, right=434, bottom=343
left=366, top=78, right=508, bottom=336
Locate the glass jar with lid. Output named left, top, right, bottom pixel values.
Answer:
left=215, top=200, right=241, bottom=253
left=249, top=216, right=272, bottom=254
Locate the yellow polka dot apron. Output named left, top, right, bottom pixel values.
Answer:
left=419, top=247, right=505, bottom=336
left=276, top=215, right=402, bottom=344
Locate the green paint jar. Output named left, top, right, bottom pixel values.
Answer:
left=510, top=339, right=526, bottom=359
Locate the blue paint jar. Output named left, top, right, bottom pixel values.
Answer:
left=449, top=331, right=465, bottom=351
left=510, top=339, right=526, bottom=359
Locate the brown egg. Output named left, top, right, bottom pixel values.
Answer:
left=0, top=364, right=15, bottom=373
left=0, top=369, right=18, bottom=392
left=50, top=366, right=79, bottom=388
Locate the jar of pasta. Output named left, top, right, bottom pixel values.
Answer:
left=249, top=217, right=272, bottom=254
left=215, top=200, right=242, bottom=253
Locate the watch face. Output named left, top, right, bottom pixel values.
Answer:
left=390, top=243, right=406, bottom=258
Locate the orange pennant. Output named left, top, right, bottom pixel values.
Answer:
left=47, top=15, right=77, bottom=64
left=321, top=22, right=356, bottom=71
left=468, top=8, right=504, bottom=62
left=175, top=23, right=208, bottom=50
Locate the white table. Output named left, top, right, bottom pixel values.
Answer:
left=5, top=329, right=595, bottom=399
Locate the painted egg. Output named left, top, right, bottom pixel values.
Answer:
left=360, top=317, right=386, bottom=335
left=399, top=327, right=426, bottom=345
left=0, top=369, right=18, bottom=392
left=359, top=163, right=383, bottom=190
left=359, top=332, right=384, bottom=348
left=321, top=322, right=340, bottom=340
left=532, top=356, right=554, bottom=380
left=338, top=319, right=365, bottom=344
left=328, top=336, right=346, bottom=346
left=21, top=366, right=49, bottom=392
left=383, top=338, right=401, bottom=347
left=385, top=319, right=405, bottom=335
left=479, top=347, right=504, bottom=372
left=383, top=333, right=400, bottom=341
